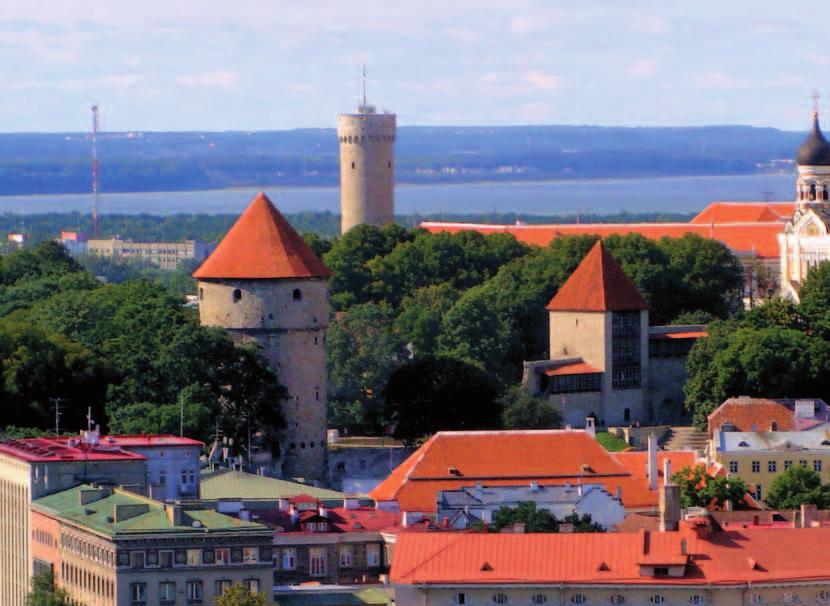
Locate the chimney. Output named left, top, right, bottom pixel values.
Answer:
left=648, top=433, right=658, bottom=491
left=659, top=484, right=681, bottom=532
left=801, top=503, right=817, bottom=528
left=663, top=458, right=672, bottom=482
left=616, top=486, right=623, bottom=500
left=724, top=499, right=733, bottom=512
left=585, top=417, right=596, bottom=438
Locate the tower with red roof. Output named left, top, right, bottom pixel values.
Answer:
left=194, top=192, right=332, bottom=480
left=532, top=241, right=651, bottom=427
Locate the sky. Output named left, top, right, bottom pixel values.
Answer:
left=0, top=0, right=828, bottom=132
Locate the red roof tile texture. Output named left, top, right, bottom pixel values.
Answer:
left=547, top=241, right=650, bottom=312
left=368, top=430, right=703, bottom=512
left=193, top=192, right=331, bottom=280
left=707, top=398, right=796, bottom=436
left=391, top=526, right=830, bottom=585
left=690, top=202, right=793, bottom=225
left=420, top=215, right=786, bottom=259
left=544, top=362, right=602, bottom=376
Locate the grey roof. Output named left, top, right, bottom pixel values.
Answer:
left=797, top=114, right=830, bottom=166
left=718, top=428, right=830, bottom=453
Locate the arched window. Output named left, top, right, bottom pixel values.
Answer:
left=293, top=288, right=302, bottom=301
left=493, top=595, right=508, bottom=605
left=823, top=185, right=829, bottom=201
left=532, top=595, right=548, bottom=605
left=233, top=288, right=242, bottom=302
left=610, top=596, right=625, bottom=606
left=810, top=184, right=817, bottom=201
left=571, top=596, right=587, bottom=605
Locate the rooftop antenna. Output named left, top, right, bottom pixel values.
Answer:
left=362, top=65, right=368, bottom=108
left=91, top=105, right=100, bottom=238
left=86, top=406, right=94, bottom=431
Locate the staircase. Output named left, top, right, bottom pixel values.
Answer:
left=661, top=426, right=709, bottom=456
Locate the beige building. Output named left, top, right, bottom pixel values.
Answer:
left=337, top=98, right=396, bottom=234
left=523, top=241, right=705, bottom=427
left=194, top=192, right=332, bottom=481
left=85, top=238, right=213, bottom=270
left=31, top=485, right=273, bottom=606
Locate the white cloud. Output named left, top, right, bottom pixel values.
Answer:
left=627, top=59, right=659, bottom=79
left=525, top=70, right=559, bottom=91
left=177, top=70, right=237, bottom=88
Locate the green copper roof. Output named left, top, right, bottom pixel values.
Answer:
left=200, top=468, right=346, bottom=500
left=32, top=485, right=268, bottom=537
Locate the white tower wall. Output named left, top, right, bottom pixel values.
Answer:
left=337, top=110, right=396, bottom=233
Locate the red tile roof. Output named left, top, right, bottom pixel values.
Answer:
left=193, top=192, right=331, bottom=280
left=707, top=398, right=796, bottom=435
left=648, top=331, right=708, bottom=340
left=544, top=362, right=602, bottom=376
left=420, top=220, right=785, bottom=259
left=0, top=438, right=146, bottom=463
left=690, top=202, right=793, bottom=225
left=547, top=241, right=649, bottom=312
left=391, top=525, right=830, bottom=585
left=368, top=430, right=705, bottom=512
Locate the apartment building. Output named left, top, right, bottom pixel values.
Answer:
left=86, top=238, right=213, bottom=270
left=31, top=485, right=273, bottom=606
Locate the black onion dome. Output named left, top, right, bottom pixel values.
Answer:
left=797, top=113, right=830, bottom=166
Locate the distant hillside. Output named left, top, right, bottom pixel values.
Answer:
left=0, top=125, right=803, bottom=195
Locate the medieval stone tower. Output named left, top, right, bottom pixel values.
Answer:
left=194, top=192, right=331, bottom=481
left=337, top=98, right=396, bottom=234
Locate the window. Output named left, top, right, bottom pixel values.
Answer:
left=690, top=596, right=705, bottom=605
left=215, top=580, right=232, bottom=597
left=752, top=461, right=760, bottom=473
left=351, top=162, right=355, bottom=169
left=243, top=547, right=258, bottom=564
left=339, top=545, right=353, bottom=567
left=233, top=288, right=242, bottom=302
left=784, top=460, right=793, bottom=470
left=231, top=548, right=243, bottom=563
left=729, top=461, right=738, bottom=473
left=293, top=288, right=302, bottom=301
left=202, top=549, right=215, bottom=564
left=493, top=594, right=509, bottom=604
left=456, top=593, right=466, bottom=605
left=532, top=595, right=548, bottom=605
left=366, top=544, right=381, bottom=567
left=649, top=596, right=665, bottom=605
left=186, top=549, right=201, bottom=566
left=310, top=547, right=327, bottom=577
left=159, top=550, right=173, bottom=568
left=800, top=459, right=808, bottom=467
left=159, top=582, right=175, bottom=603
left=159, top=470, right=166, bottom=485
left=215, top=548, right=230, bottom=565
left=654, top=567, right=669, bottom=577
left=130, top=582, right=146, bottom=604
left=130, top=551, right=145, bottom=569
left=571, top=595, right=587, bottom=605
left=751, top=595, right=764, bottom=605
left=815, top=460, right=823, bottom=472
left=187, top=580, right=203, bottom=601
left=260, top=547, right=273, bottom=562
left=783, top=593, right=798, bottom=605
left=245, top=579, right=260, bottom=593
left=768, top=460, right=777, bottom=473
left=199, top=288, right=204, bottom=301
left=610, top=596, right=625, bottom=606
left=612, top=311, right=641, bottom=389
left=549, top=372, right=602, bottom=394
left=754, top=485, right=762, bottom=501
left=770, top=421, right=778, bottom=431
left=282, top=548, right=297, bottom=570
left=818, top=590, right=830, bottom=603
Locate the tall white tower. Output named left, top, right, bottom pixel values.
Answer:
left=337, top=76, right=396, bottom=234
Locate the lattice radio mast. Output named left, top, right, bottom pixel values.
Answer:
left=91, top=105, right=100, bottom=238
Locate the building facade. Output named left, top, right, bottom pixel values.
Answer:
left=85, top=238, right=214, bottom=270
left=194, top=192, right=332, bottom=481
left=337, top=102, right=396, bottom=234
left=31, top=485, right=273, bottom=606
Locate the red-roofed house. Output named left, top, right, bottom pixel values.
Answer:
left=522, top=242, right=705, bottom=427
left=707, top=397, right=830, bottom=436
left=194, top=192, right=331, bottom=481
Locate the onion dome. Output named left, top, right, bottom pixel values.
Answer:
left=797, top=113, right=830, bottom=166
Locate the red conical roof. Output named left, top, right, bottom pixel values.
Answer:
left=193, top=192, right=331, bottom=280
left=546, top=240, right=649, bottom=312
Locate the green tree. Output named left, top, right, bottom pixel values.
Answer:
left=744, top=297, right=806, bottom=331
left=384, top=356, right=502, bottom=443
left=671, top=466, right=750, bottom=509
left=488, top=502, right=604, bottom=533
left=798, top=261, right=830, bottom=337
left=326, top=303, right=409, bottom=434
left=766, top=465, right=830, bottom=510
left=25, top=569, right=71, bottom=606
left=395, top=283, right=460, bottom=358
left=213, top=583, right=271, bottom=606
left=501, top=386, right=561, bottom=429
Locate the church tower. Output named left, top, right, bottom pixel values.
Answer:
left=337, top=83, right=396, bottom=234
left=194, top=192, right=331, bottom=481
left=795, top=109, right=830, bottom=208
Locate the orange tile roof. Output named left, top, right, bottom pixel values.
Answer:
left=612, top=451, right=699, bottom=484
left=547, top=241, right=649, bottom=312
left=193, top=192, right=331, bottom=280
left=707, top=397, right=795, bottom=436
left=690, top=202, right=794, bottom=225
left=391, top=525, right=830, bottom=585
left=544, top=362, right=602, bottom=376
left=420, top=220, right=785, bottom=259
left=369, top=430, right=705, bottom=512
left=648, top=331, right=708, bottom=340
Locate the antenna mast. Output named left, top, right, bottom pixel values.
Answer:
left=362, top=65, right=367, bottom=108
left=91, top=105, right=100, bottom=238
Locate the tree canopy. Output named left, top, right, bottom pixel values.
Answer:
left=766, top=465, right=830, bottom=510
left=488, top=502, right=604, bottom=533
left=671, top=466, right=751, bottom=509
left=214, top=584, right=272, bottom=606
left=25, top=569, right=71, bottom=606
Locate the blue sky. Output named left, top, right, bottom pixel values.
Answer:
left=0, top=0, right=828, bottom=132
